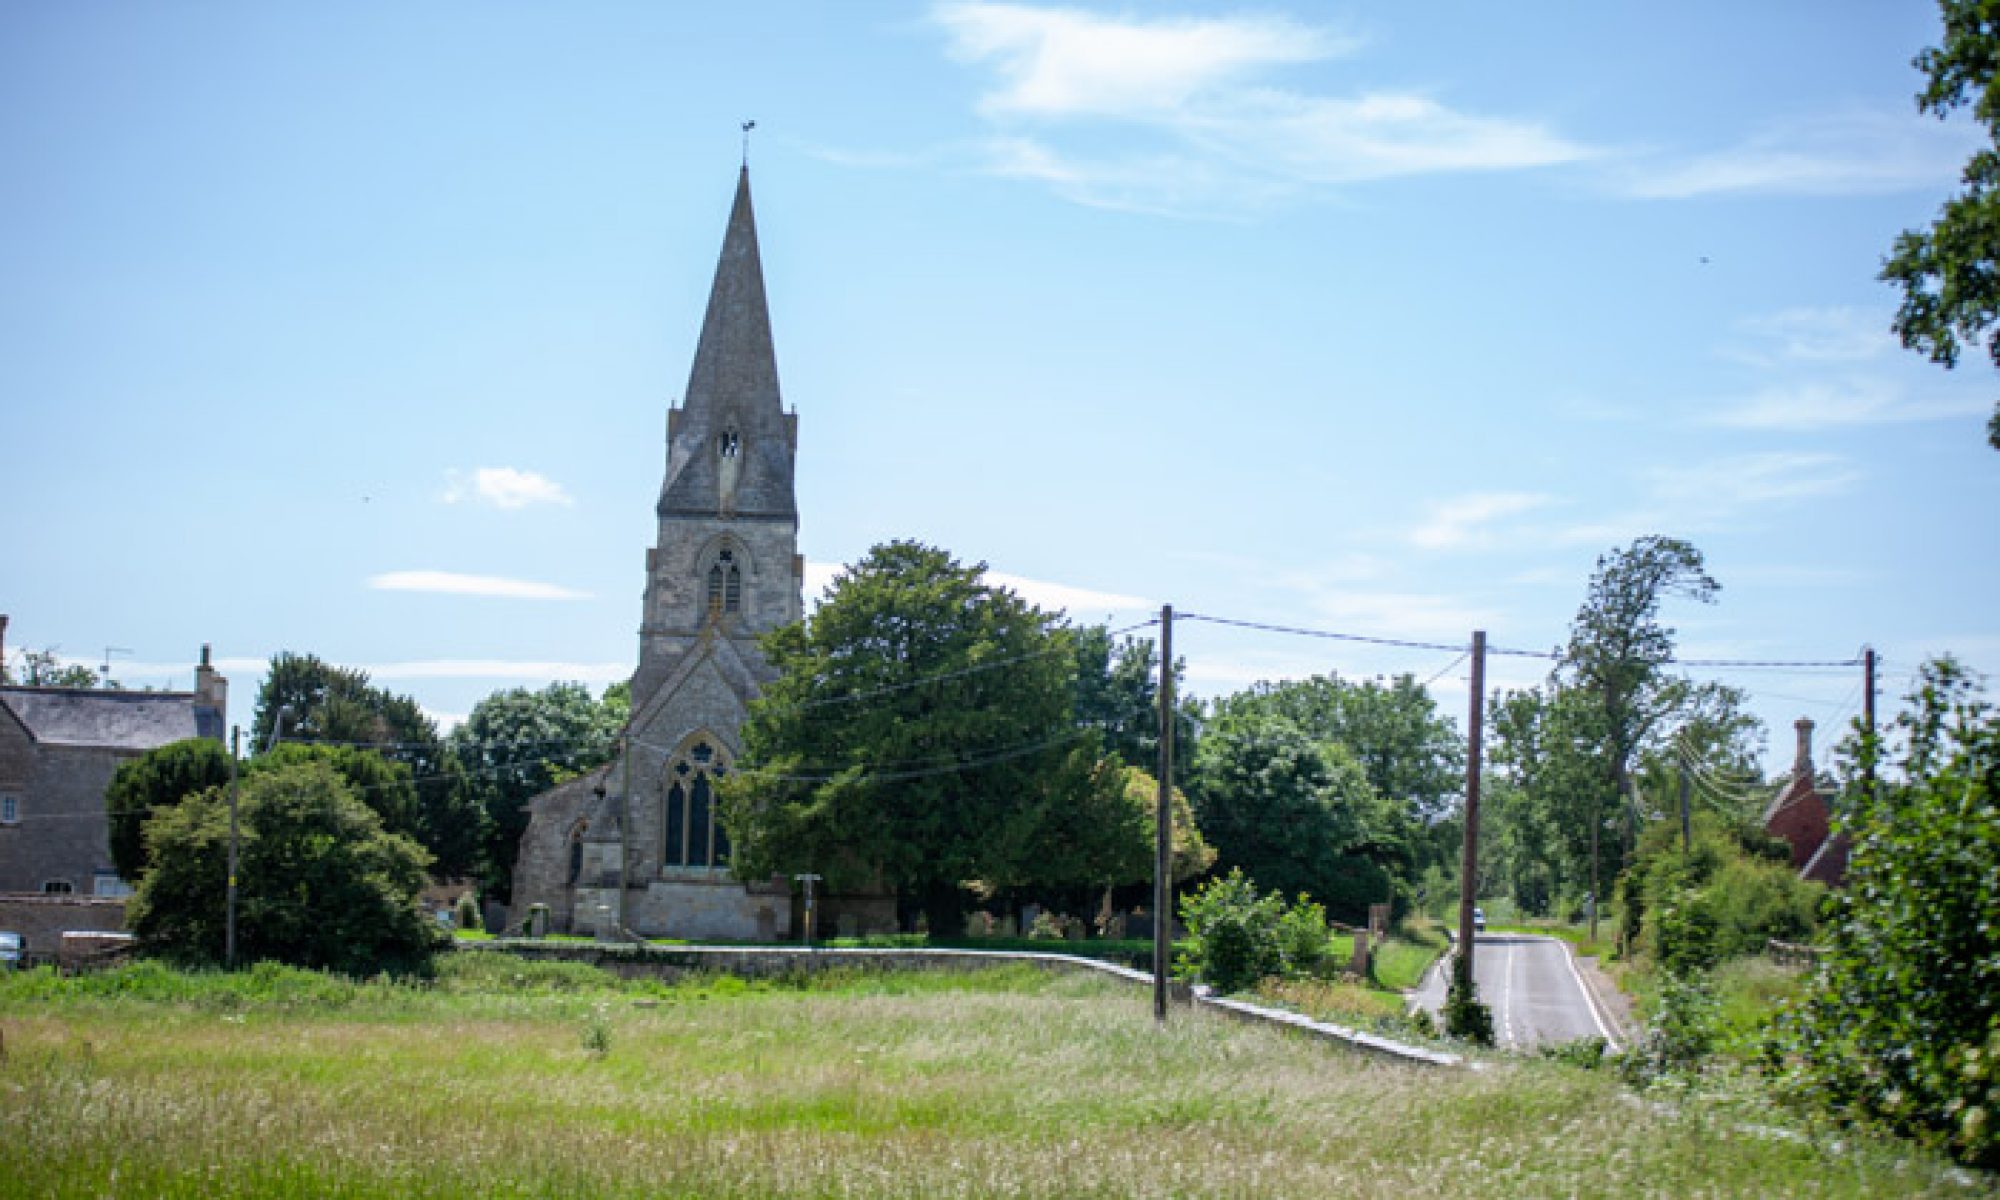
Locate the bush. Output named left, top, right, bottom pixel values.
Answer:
left=1769, top=658, right=2000, bottom=1166
left=1274, top=895, right=1333, bottom=977
left=1443, top=954, right=1493, bottom=1045
left=1623, top=971, right=1718, bottom=1085
left=1179, top=869, right=1285, bottom=993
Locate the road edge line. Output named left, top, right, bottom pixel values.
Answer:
left=1549, top=935, right=1622, bottom=1051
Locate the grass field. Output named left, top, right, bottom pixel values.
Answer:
left=0, top=955, right=1981, bottom=1199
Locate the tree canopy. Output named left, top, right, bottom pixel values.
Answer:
left=718, top=541, right=1137, bottom=933
left=127, top=760, right=440, bottom=973
left=105, top=737, right=235, bottom=882
left=1882, top=0, right=2000, bottom=449
left=447, top=680, right=626, bottom=902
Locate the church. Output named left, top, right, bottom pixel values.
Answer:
left=511, top=166, right=838, bottom=939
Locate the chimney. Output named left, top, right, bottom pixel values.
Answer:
left=194, top=643, right=228, bottom=723
left=0, top=613, right=8, bottom=682
left=1794, top=717, right=1815, bottom=779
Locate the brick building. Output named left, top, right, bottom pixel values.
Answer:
left=1761, top=717, right=1849, bottom=888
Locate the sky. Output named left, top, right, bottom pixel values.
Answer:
left=3, top=2, right=1996, bottom=775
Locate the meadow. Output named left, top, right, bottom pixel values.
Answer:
left=0, top=954, right=1984, bottom=1199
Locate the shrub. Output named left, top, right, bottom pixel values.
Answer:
left=1443, top=954, right=1493, bottom=1045
left=1274, top=895, right=1333, bottom=977
left=1769, top=658, right=2000, bottom=1166
left=1623, top=971, right=1718, bottom=1085
left=1179, top=869, right=1284, bottom=993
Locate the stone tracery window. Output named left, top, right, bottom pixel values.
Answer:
left=705, top=548, right=743, bottom=618
left=663, top=737, right=732, bottom=870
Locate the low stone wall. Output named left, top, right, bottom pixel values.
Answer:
left=0, top=894, right=127, bottom=957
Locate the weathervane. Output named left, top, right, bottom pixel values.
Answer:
left=741, top=119, right=756, bottom=167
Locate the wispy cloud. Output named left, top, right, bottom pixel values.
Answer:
left=930, top=2, right=1592, bottom=215
left=1556, top=451, right=1862, bottom=546
left=1704, top=379, right=1987, bottom=431
left=368, top=571, right=590, bottom=600
left=1410, top=491, right=1555, bottom=550
left=443, top=467, right=574, bottom=510
left=1617, top=109, right=1978, bottom=199
left=1728, top=307, right=1893, bottom=366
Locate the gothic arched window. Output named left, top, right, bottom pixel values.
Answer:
left=705, top=548, right=742, bottom=618
left=566, top=821, right=588, bottom=885
left=664, top=737, right=732, bottom=870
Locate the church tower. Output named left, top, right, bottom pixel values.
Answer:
left=513, top=166, right=800, bottom=941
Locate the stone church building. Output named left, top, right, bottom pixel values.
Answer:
left=509, top=167, right=817, bottom=939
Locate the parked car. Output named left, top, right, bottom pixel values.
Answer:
left=0, top=931, right=22, bottom=968
left=1472, top=908, right=1486, bottom=933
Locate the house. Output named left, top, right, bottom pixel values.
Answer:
left=0, top=624, right=228, bottom=898
left=1761, top=717, right=1849, bottom=887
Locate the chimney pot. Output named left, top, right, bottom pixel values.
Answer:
left=1794, top=717, right=1815, bottom=776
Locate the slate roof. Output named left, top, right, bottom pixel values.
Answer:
left=0, top=687, right=222, bottom=750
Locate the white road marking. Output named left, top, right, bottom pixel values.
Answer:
left=1551, top=936, right=1620, bottom=1051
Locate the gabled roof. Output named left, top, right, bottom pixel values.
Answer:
left=0, top=687, right=221, bottom=750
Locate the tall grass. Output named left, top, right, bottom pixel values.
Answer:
left=0, top=958, right=1980, bottom=1198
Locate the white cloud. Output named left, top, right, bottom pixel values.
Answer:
left=931, top=3, right=1591, bottom=214
left=368, top=570, right=591, bottom=600
left=1730, top=307, right=1893, bottom=366
left=363, top=659, right=628, bottom=683
left=802, top=560, right=1147, bottom=617
left=443, top=467, right=574, bottom=510
left=1556, top=452, right=1861, bottom=546
left=1410, top=491, right=1555, bottom=550
left=1618, top=109, right=1979, bottom=199
left=1704, top=379, right=1986, bottom=431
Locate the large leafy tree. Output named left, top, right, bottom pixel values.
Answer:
left=1882, top=0, right=2000, bottom=450
left=447, top=680, right=625, bottom=902
left=128, top=760, right=441, bottom=974
left=105, top=738, right=235, bottom=882
left=252, top=652, right=485, bottom=878
left=1190, top=709, right=1398, bottom=923
left=1559, top=536, right=1717, bottom=932
left=1072, top=626, right=1198, bottom=787
left=1773, top=657, right=1999, bottom=1165
left=719, top=541, right=1130, bottom=933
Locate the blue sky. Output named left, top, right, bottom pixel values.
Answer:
left=3, top=2, right=1995, bottom=773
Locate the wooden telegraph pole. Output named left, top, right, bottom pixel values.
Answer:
left=1455, top=632, right=1486, bottom=984
left=226, top=725, right=240, bottom=970
left=1863, top=646, right=1878, bottom=797
left=1154, top=604, right=1175, bottom=1025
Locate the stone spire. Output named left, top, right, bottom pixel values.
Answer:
left=657, top=167, right=796, bottom=522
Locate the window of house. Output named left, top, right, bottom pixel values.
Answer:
left=0, top=794, right=16, bottom=824
left=93, top=870, right=131, bottom=898
left=663, top=738, right=731, bottom=870
left=42, top=879, right=73, bottom=895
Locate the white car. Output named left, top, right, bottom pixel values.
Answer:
left=0, top=931, right=21, bottom=968
left=1472, top=908, right=1486, bottom=933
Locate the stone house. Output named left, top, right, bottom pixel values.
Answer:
left=1761, top=717, right=1849, bottom=888
left=0, top=631, right=227, bottom=897
left=510, top=167, right=892, bottom=940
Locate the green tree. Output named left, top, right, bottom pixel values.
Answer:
left=1773, top=657, right=2000, bottom=1164
left=1882, top=0, right=2000, bottom=449
left=447, top=680, right=625, bottom=902
left=252, top=652, right=485, bottom=879
left=105, top=737, right=234, bottom=882
left=4, top=646, right=114, bottom=689
left=718, top=541, right=1115, bottom=933
left=1190, top=710, right=1396, bottom=923
left=1072, top=626, right=1198, bottom=787
left=1560, top=536, right=1718, bottom=934
left=127, top=760, right=441, bottom=973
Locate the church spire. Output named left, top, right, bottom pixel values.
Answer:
left=658, top=166, right=795, bottom=521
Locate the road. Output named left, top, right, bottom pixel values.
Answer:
left=1413, top=933, right=1619, bottom=1052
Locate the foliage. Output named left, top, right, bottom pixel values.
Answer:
left=455, top=892, right=483, bottom=932
left=1443, top=953, right=1493, bottom=1045
left=253, top=651, right=485, bottom=878
left=1623, top=971, right=1720, bottom=1085
left=1881, top=0, right=2000, bottom=449
left=719, top=541, right=1126, bottom=933
left=3, top=645, right=113, bottom=688
left=1110, top=764, right=1215, bottom=885
left=1191, top=710, right=1399, bottom=923
left=127, top=761, right=443, bottom=974
left=1617, top=813, right=1820, bottom=972
left=104, top=737, right=234, bottom=882
left=1769, top=657, right=2000, bottom=1165
left=447, top=680, right=624, bottom=901
left=1178, top=868, right=1285, bottom=993
left=1071, top=625, right=1198, bottom=788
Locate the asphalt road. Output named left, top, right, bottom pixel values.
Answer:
left=1414, top=933, right=1619, bottom=1052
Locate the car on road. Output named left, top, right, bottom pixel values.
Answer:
left=1472, top=908, right=1486, bottom=933
left=0, top=931, right=21, bottom=969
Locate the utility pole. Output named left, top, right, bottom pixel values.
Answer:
left=1153, top=603, right=1175, bottom=1025
left=1862, top=646, right=1878, bottom=798
left=1679, top=747, right=1692, bottom=858
left=1456, top=631, right=1486, bottom=984
left=227, top=725, right=240, bottom=970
